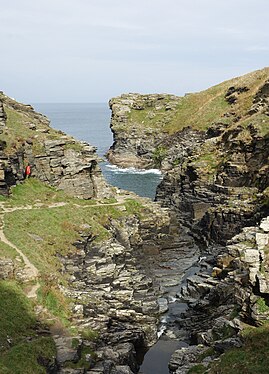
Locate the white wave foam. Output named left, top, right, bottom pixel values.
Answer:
left=168, top=296, right=177, bottom=304
left=106, top=164, right=162, bottom=175
left=160, top=316, right=168, bottom=323
left=157, top=324, right=167, bottom=339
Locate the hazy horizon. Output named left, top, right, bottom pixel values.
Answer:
left=1, top=0, right=268, bottom=103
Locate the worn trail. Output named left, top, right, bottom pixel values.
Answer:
left=0, top=196, right=130, bottom=299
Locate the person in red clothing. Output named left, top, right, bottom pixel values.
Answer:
left=25, top=164, right=31, bottom=178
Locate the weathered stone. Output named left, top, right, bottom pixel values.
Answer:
left=157, top=298, right=169, bottom=313
left=214, top=337, right=243, bottom=353
left=169, top=345, right=207, bottom=373
left=54, top=336, right=82, bottom=365
left=243, top=248, right=260, bottom=264
left=256, top=233, right=269, bottom=250
left=260, top=217, right=269, bottom=232
left=0, top=258, right=14, bottom=279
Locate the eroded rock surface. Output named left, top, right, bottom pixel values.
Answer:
left=0, top=93, right=111, bottom=199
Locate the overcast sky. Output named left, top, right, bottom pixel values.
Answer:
left=0, top=0, right=268, bottom=103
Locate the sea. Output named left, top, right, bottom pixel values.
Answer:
left=32, top=103, right=162, bottom=199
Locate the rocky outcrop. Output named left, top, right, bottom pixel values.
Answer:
left=107, top=93, right=182, bottom=169
left=0, top=93, right=111, bottom=198
left=54, top=199, right=189, bottom=372
left=156, top=71, right=269, bottom=245
left=168, top=215, right=269, bottom=373
left=0, top=97, right=6, bottom=134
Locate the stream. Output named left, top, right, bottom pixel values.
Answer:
left=139, top=227, right=200, bottom=373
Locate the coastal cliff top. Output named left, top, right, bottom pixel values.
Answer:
left=0, top=92, right=91, bottom=156
left=110, top=67, right=269, bottom=136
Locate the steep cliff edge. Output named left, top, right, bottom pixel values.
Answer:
left=108, top=68, right=269, bottom=171
left=0, top=92, right=111, bottom=198
left=156, top=68, right=269, bottom=244
left=107, top=68, right=269, bottom=373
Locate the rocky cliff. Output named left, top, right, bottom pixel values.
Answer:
left=0, top=92, right=111, bottom=198
left=106, top=68, right=269, bottom=373
left=2, top=68, right=269, bottom=373
left=107, top=93, right=182, bottom=169
left=108, top=68, right=269, bottom=244
left=0, top=178, right=190, bottom=373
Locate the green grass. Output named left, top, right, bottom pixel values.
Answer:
left=37, top=282, right=71, bottom=326
left=0, top=337, right=56, bottom=374
left=0, top=280, right=56, bottom=373
left=1, top=179, right=147, bottom=325
left=210, top=323, right=269, bottom=373
left=2, top=107, right=46, bottom=155
left=123, top=68, right=269, bottom=137
left=0, top=241, right=19, bottom=260
left=3, top=198, right=146, bottom=276
left=187, top=364, right=207, bottom=374
left=256, top=297, right=269, bottom=314
left=5, top=178, right=78, bottom=206
left=1, top=101, right=76, bottom=156
left=0, top=281, right=36, bottom=347
left=4, top=205, right=109, bottom=274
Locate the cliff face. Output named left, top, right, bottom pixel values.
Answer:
left=107, top=93, right=182, bottom=169
left=168, top=215, right=269, bottom=373
left=0, top=92, right=111, bottom=198
left=108, top=68, right=269, bottom=245
left=156, top=69, right=269, bottom=244
left=106, top=69, right=269, bottom=372
left=108, top=68, right=269, bottom=172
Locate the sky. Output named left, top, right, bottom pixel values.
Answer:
left=0, top=0, right=268, bottom=103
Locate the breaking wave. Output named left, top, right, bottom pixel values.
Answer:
left=106, top=164, right=162, bottom=176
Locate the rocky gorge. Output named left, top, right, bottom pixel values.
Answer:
left=1, top=67, right=269, bottom=374
left=106, top=67, right=269, bottom=373
left=0, top=91, right=198, bottom=373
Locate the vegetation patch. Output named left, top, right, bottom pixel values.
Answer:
left=37, top=281, right=71, bottom=326
left=2, top=180, right=147, bottom=323
left=152, top=146, right=167, bottom=168
left=0, top=241, right=20, bottom=260
left=5, top=178, right=77, bottom=207
left=210, top=323, right=269, bottom=373
left=0, top=280, right=56, bottom=373
left=0, top=337, right=56, bottom=374
left=256, top=297, right=269, bottom=314
left=187, top=364, right=207, bottom=374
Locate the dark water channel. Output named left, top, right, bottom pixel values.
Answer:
left=138, top=339, right=187, bottom=374
left=138, top=229, right=199, bottom=373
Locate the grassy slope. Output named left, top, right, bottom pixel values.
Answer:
left=1, top=179, right=146, bottom=323
left=0, top=281, right=56, bottom=374
left=127, top=67, right=269, bottom=136
left=3, top=179, right=144, bottom=275
left=0, top=178, right=147, bottom=369
left=186, top=324, right=269, bottom=374
left=0, top=93, right=83, bottom=155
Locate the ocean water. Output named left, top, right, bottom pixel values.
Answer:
left=32, top=103, right=162, bottom=199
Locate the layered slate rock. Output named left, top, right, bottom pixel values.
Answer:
left=155, top=68, right=269, bottom=245
left=169, top=216, right=269, bottom=373
left=0, top=92, right=111, bottom=198
left=56, top=199, right=187, bottom=372
left=107, top=69, right=269, bottom=174
left=107, top=93, right=182, bottom=169
left=0, top=96, right=6, bottom=134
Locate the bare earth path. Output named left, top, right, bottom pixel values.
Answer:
left=0, top=196, right=130, bottom=299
